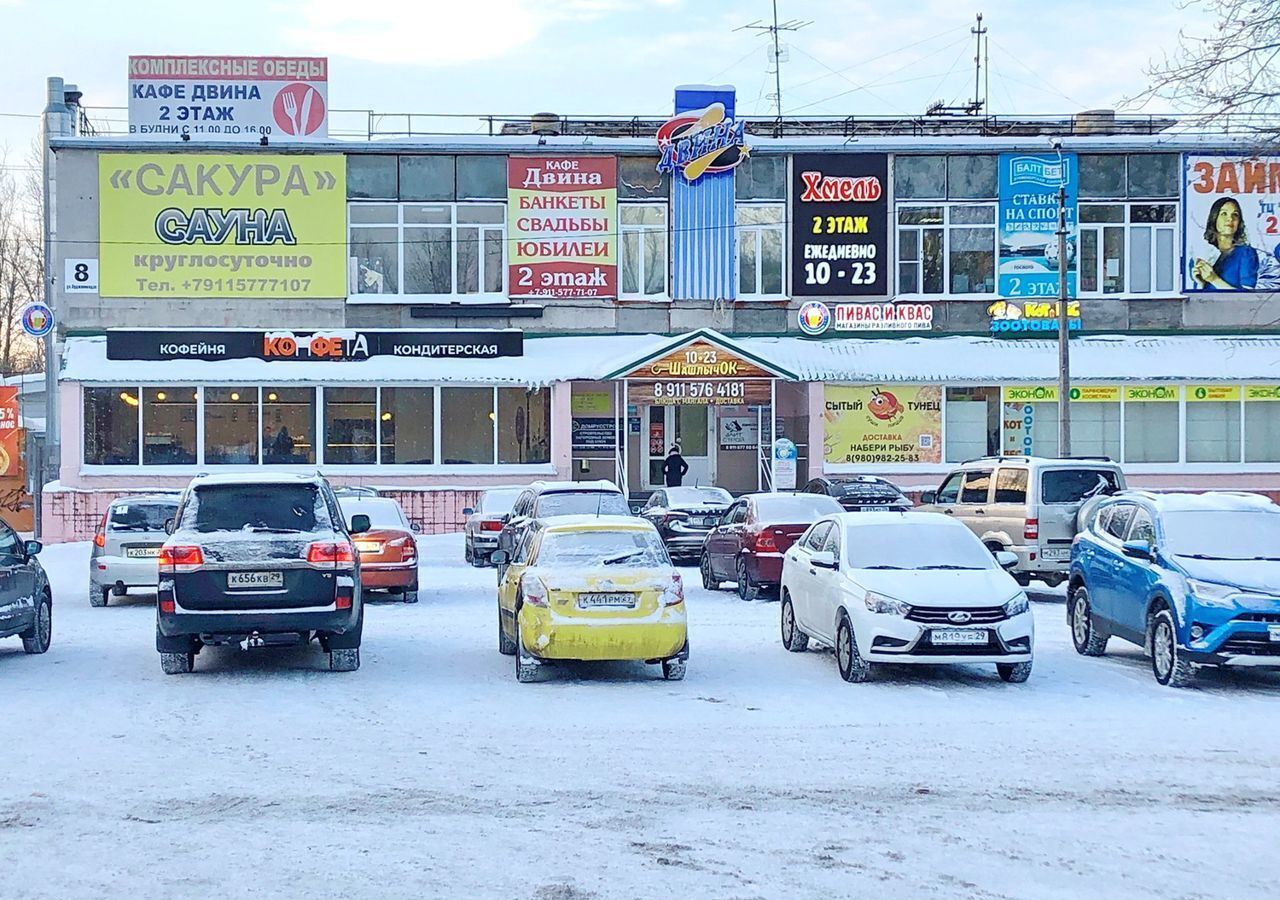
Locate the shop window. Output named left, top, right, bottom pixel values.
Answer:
left=498, top=388, right=551, bottom=464
left=620, top=205, right=667, bottom=298
left=1079, top=203, right=1177, bottom=295
left=263, top=388, right=315, bottom=464
left=737, top=204, right=786, bottom=297
left=347, top=155, right=397, bottom=200
left=142, top=387, right=196, bottom=465
left=324, top=387, right=376, bottom=464
left=897, top=204, right=996, bottom=295
left=1124, top=402, right=1179, bottom=463
left=736, top=155, right=787, bottom=200
left=440, top=387, right=495, bottom=464
left=84, top=387, right=139, bottom=465
left=1072, top=401, right=1122, bottom=460
left=204, top=387, right=258, bottom=465
left=1245, top=401, right=1280, bottom=462
left=1186, top=400, right=1241, bottom=463
left=619, top=156, right=669, bottom=200
left=349, top=203, right=505, bottom=298
left=399, top=155, right=455, bottom=201
left=894, top=156, right=946, bottom=199
left=456, top=156, right=507, bottom=200
left=380, top=388, right=434, bottom=465
left=944, top=387, right=1000, bottom=462
left=349, top=204, right=400, bottom=295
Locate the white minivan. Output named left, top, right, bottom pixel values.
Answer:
left=779, top=512, right=1034, bottom=683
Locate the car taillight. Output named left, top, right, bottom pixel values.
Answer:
left=481, top=520, right=504, bottom=532
left=521, top=574, right=548, bottom=606
left=665, top=573, right=685, bottom=607
left=307, top=541, right=355, bottom=566
left=158, top=544, right=204, bottom=573
left=93, top=512, right=107, bottom=548
left=662, top=511, right=690, bottom=525
left=1024, top=518, right=1039, bottom=541
left=401, top=540, right=417, bottom=562
left=754, top=529, right=778, bottom=552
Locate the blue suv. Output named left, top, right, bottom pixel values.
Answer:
left=1068, top=491, right=1280, bottom=687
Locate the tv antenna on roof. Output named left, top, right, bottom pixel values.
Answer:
left=928, top=12, right=988, bottom=117
left=737, top=1, right=812, bottom=130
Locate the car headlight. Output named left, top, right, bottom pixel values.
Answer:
left=1003, top=593, right=1030, bottom=617
left=1187, top=579, right=1240, bottom=607
left=864, top=590, right=910, bottom=615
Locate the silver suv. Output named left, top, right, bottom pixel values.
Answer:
left=917, top=456, right=1125, bottom=587
left=89, top=495, right=180, bottom=606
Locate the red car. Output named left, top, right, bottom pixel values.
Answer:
left=700, top=492, right=842, bottom=600
left=339, top=497, right=419, bottom=603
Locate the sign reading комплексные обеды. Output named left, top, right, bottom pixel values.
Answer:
left=98, top=154, right=346, bottom=299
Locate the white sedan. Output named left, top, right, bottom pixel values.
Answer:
left=779, top=512, right=1034, bottom=683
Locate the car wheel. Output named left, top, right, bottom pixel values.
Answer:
left=780, top=592, right=809, bottom=652
left=497, top=607, right=517, bottom=655
left=661, top=658, right=686, bottom=680
left=997, top=661, right=1033, bottom=683
left=1069, top=585, right=1109, bottom=656
left=91, top=586, right=109, bottom=608
left=402, top=586, right=419, bottom=604
left=329, top=647, right=361, bottom=672
left=515, top=616, right=540, bottom=683
left=835, top=614, right=870, bottom=683
left=20, top=593, right=52, bottom=654
left=700, top=552, right=720, bottom=591
left=1151, top=608, right=1195, bottom=688
left=464, top=542, right=473, bottom=564
left=160, top=651, right=193, bottom=675
left=736, top=557, right=758, bottom=601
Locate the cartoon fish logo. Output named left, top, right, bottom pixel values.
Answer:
left=868, top=389, right=902, bottom=421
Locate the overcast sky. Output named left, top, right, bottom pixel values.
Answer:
left=0, top=0, right=1207, bottom=161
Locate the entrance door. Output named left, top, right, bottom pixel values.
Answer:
left=646, top=405, right=715, bottom=488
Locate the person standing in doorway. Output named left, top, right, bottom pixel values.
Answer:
left=663, top=444, right=689, bottom=487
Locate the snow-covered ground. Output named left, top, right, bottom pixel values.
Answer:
left=2, top=535, right=1278, bottom=899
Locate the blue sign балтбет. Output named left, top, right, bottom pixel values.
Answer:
left=998, top=152, right=1077, bottom=298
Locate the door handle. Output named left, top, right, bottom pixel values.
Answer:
left=943, top=508, right=954, bottom=515
left=973, top=508, right=986, bottom=515
left=809, top=568, right=817, bottom=575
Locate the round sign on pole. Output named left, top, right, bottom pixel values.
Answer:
left=20, top=302, right=54, bottom=339
left=772, top=437, right=798, bottom=490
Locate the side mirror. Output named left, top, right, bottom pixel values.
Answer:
left=1121, top=540, right=1153, bottom=561
left=491, top=549, right=510, bottom=566
left=410, top=522, right=422, bottom=533
left=24, top=540, right=41, bottom=558
left=920, top=490, right=937, bottom=504
left=164, top=517, right=175, bottom=535
left=462, top=507, right=475, bottom=517
left=995, top=550, right=1018, bottom=570
left=810, top=550, right=838, bottom=570
left=350, top=514, right=371, bottom=535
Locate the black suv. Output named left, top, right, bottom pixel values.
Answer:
left=0, top=518, right=51, bottom=656
left=156, top=474, right=367, bottom=674
left=802, top=476, right=913, bottom=512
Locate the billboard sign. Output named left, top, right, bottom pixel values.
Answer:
left=99, top=153, right=345, bottom=298
left=0, top=386, right=20, bottom=479
left=1184, top=155, right=1280, bottom=291
left=128, top=55, right=327, bottom=141
left=507, top=157, right=617, bottom=299
left=791, top=153, right=888, bottom=297
left=823, top=385, right=942, bottom=465
left=105, top=329, right=523, bottom=362
left=998, top=152, right=1077, bottom=298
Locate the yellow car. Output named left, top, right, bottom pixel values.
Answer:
left=492, top=516, right=689, bottom=682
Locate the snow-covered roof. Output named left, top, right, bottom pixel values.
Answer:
left=60, top=333, right=1280, bottom=386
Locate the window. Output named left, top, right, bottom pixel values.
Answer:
left=894, top=155, right=997, bottom=199
left=946, top=155, right=998, bottom=199
left=456, top=156, right=507, bottom=199
left=897, top=204, right=996, bottom=295
left=1079, top=203, right=1177, bottom=295
left=1186, top=399, right=1241, bottom=463
left=619, top=156, right=669, bottom=200
left=324, top=387, right=376, bottom=464
left=441, top=387, right=496, bottom=464
left=0, top=522, right=19, bottom=561
left=1103, top=503, right=1135, bottom=540
left=1129, top=509, right=1155, bottom=544
left=189, top=482, right=326, bottom=533
left=1080, top=154, right=1179, bottom=200
left=84, top=387, right=139, bottom=465
left=944, top=387, right=1000, bottom=462
left=894, top=156, right=946, bottom=199
left=263, top=388, right=315, bottom=464
left=960, top=470, right=992, bottom=503
left=804, top=521, right=832, bottom=549
left=736, top=155, right=786, bottom=200
left=1041, top=469, right=1120, bottom=504
left=936, top=472, right=964, bottom=504
left=204, top=387, right=258, bottom=465
left=620, top=205, right=668, bottom=297
left=143, top=387, right=196, bottom=465
left=347, top=155, right=397, bottom=199
left=1072, top=400, right=1122, bottom=460
left=349, top=203, right=505, bottom=298
left=1124, top=400, right=1179, bottom=463
left=993, top=468, right=1028, bottom=504
left=498, top=388, right=551, bottom=464
left=399, top=156, right=455, bottom=201
left=380, top=388, right=433, bottom=465
left=1245, top=401, right=1280, bottom=462
left=737, top=205, right=785, bottom=296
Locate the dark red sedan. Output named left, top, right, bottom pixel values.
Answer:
left=699, top=492, right=842, bottom=600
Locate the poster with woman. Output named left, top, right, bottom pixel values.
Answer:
left=1184, top=155, right=1280, bottom=292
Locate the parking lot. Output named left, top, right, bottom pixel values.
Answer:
left=3, top=534, right=1279, bottom=900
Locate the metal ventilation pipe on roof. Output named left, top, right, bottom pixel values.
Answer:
left=1073, top=108, right=1116, bottom=135
left=530, top=112, right=560, bottom=136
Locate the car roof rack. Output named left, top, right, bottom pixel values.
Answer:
left=958, top=454, right=1114, bottom=464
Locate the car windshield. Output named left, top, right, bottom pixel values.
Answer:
left=665, top=487, right=732, bottom=507
left=830, top=480, right=903, bottom=501
left=844, top=523, right=995, bottom=571
left=339, top=499, right=405, bottom=530
left=755, top=494, right=843, bottom=521
left=536, top=491, right=630, bottom=517
left=108, top=501, right=178, bottom=531
left=1162, top=510, right=1280, bottom=561
left=1041, top=469, right=1121, bottom=504
left=187, top=484, right=327, bottom=534
left=537, top=529, right=670, bottom=568
left=480, top=490, right=520, bottom=515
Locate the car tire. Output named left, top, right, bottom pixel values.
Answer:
left=736, top=557, right=758, bottom=601
left=997, top=660, right=1033, bottom=683
left=91, top=586, right=109, bottom=608
left=515, top=615, right=540, bottom=683
left=497, top=607, right=517, bottom=656
left=464, top=542, right=473, bottom=564
left=402, top=582, right=419, bottom=604
left=20, top=592, right=52, bottom=654
left=160, top=651, right=193, bottom=675
left=661, top=658, right=686, bottom=681
left=780, top=592, right=809, bottom=652
left=1069, top=585, right=1109, bottom=656
left=329, top=647, right=361, bottom=672
left=836, top=614, right=871, bottom=683
left=699, top=552, right=720, bottom=591
left=1151, top=608, right=1196, bottom=688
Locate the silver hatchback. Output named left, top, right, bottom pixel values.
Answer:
left=89, top=495, right=180, bottom=606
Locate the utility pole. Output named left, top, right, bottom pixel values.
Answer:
left=972, top=13, right=987, bottom=116
left=1057, top=182, right=1072, bottom=456
left=736, top=4, right=811, bottom=135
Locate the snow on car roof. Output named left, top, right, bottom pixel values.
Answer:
left=833, top=510, right=959, bottom=528
left=108, top=493, right=180, bottom=505
left=1117, top=491, right=1279, bottom=514
left=190, top=472, right=326, bottom=487
left=541, top=515, right=654, bottom=532
left=532, top=479, right=622, bottom=494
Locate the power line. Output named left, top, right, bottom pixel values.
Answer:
left=785, top=25, right=966, bottom=94
left=786, top=34, right=972, bottom=115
